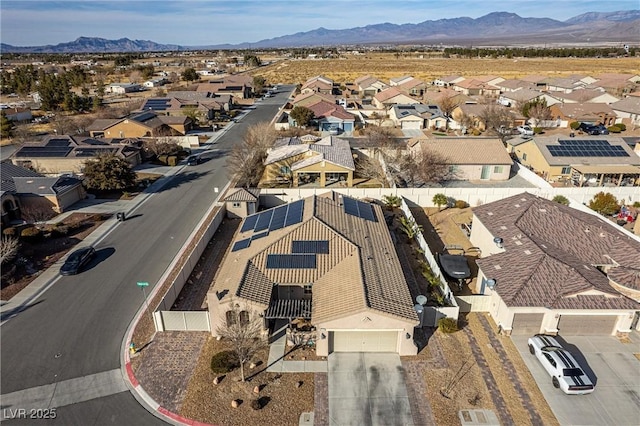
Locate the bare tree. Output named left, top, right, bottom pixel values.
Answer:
left=0, top=236, right=19, bottom=264
left=227, top=122, right=277, bottom=187
left=437, top=94, right=459, bottom=129
left=477, top=103, right=513, bottom=137
left=50, top=113, right=75, bottom=135
left=216, top=305, right=266, bottom=382
left=527, top=102, right=552, bottom=128
left=413, top=145, right=456, bottom=184
left=128, top=70, right=142, bottom=84
left=21, top=204, right=56, bottom=228
left=354, top=154, right=386, bottom=183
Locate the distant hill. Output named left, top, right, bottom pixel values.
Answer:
left=1, top=11, right=638, bottom=52
left=0, top=37, right=184, bottom=53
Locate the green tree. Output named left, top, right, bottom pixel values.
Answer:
left=588, top=192, right=619, bottom=216
left=399, top=216, right=423, bottom=240
left=289, top=105, right=314, bottom=127
left=552, top=195, right=570, bottom=206
left=181, top=68, right=200, bottom=82
left=252, top=76, right=266, bottom=94
left=382, top=194, right=402, bottom=210
left=243, top=55, right=262, bottom=68
left=432, top=193, right=448, bottom=211
left=83, top=153, right=137, bottom=191
left=0, top=111, right=13, bottom=138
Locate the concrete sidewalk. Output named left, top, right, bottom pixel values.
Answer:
left=266, top=326, right=328, bottom=373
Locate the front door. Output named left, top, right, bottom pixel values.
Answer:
left=480, top=165, right=491, bottom=180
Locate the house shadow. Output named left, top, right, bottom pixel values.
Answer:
left=85, top=247, right=116, bottom=271
left=0, top=299, right=45, bottom=322
left=413, top=326, right=436, bottom=353
left=144, top=170, right=209, bottom=194
left=553, top=335, right=599, bottom=385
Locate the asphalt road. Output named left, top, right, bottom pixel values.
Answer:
left=0, top=86, right=293, bottom=425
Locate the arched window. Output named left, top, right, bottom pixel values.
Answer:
left=226, top=310, right=237, bottom=326
left=239, top=311, right=250, bottom=326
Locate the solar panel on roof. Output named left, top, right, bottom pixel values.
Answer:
left=358, top=201, right=376, bottom=221
left=231, top=238, right=251, bottom=252
left=284, top=200, right=304, bottom=227
left=266, top=254, right=317, bottom=269
left=292, top=240, right=329, bottom=254
left=133, top=111, right=156, bottom=122
left=548, top=139, right=629, bottom=157
left=254, top=209, right=274, bottom=232
left=46, top=139, right=71, bottom=147
left=251, top=231, right=269, bottom=241
left=343, top=197, right=359, bottom=216
left=15, top=147, right=72, bottom=157
left=269, top=205, right=287, bottom=231
left=343, top=196, right=377, bottom=222
left=240, top=214, right=259, bottom=232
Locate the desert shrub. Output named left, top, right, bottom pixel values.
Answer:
left=552, top=195, right=570, bottom=205
left=210, top=350, right=239, bottom=374
left=167, top=156, right=178, bottom=166
left=616, top=123, right=626, bottom=131
left=607, top=125, right=621, bottom=133
left=157, top=154, right=168, bottom=165
left=471, top=129, right=481, bottom=136
left=569, top=121, right=580, bottom=130
left=632, top=201, right=640, bottom=208
left=50, top=225, right=70, bottom=237
left=3, top=227, right=16, bottom=237
left=250, top=399, right=262, bottom=410
left=533, top=127, right=543, bottom=134
left=454, top=200, right=469, bottom=209
left=20, top=226, right=42, bottom=241
left=438, top=317, right=458, bottom=334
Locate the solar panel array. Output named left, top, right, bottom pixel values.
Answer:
left=46, top=139, right=71, bottom=147
left=240, top=200, right=304, bottom=233
left=343, top=196, right=377, bottom=221
left=548, top=139, right=630, bottom=157
left=15, top=146, right=72, bottom=158
left=292, top=240, right=329, bottom=254
left=231, top=238, right=251, bottom=252
left=133, top=111, right=156, bottom=122
left=143, top=98, right=171, bottom=111
left=266, top=254, right=317, bottom=269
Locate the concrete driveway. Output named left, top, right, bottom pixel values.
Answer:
left=512, top=333, right=640, bottom=426
left=328, top=353, right=413, bottom=426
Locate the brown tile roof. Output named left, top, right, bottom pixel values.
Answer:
left=307, top=101, right=355, bottom=121
left=408, top=137, right=513, bottom=165
left=608, top=267, right=640, bottom=291
left=223, top=188, right=260, bottom=202
left=521, top=136, right=640, bottom=167
left=209, top=193, right=418, bottom=324
left=475, top=193, right=640, bottom=310
left=374, top=87, right=413, bottom=103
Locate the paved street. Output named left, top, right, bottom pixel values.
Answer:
left=0, top=87, right=294, bottom=424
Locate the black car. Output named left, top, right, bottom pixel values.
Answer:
left=578, top=123, right=609, bottom=135
left=60, top=246, right=96, bottom=276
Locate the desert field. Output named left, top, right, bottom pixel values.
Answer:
left=255, top=54, right=640, bottom=84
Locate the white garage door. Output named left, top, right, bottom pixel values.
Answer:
left=401, top=120, right=422, bottom=129
left=511, top=313, right=544, bottom=335
left=330, top=331, right=398, bottom=352
left=558, top=315, right=617, bottom=335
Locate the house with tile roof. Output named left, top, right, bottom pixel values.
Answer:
left=432, top=75, right=465, bottom=87
left=301, top=75, right=334, bottom=95
left=610, top=97, right=640, bottom=128
left=452, top=79, right=500, bottom=97
left=549, top=89, right=619, bottom=105
left=88, top=111, right=190, bottom=138
left=261, top=135, right=355, bottom=188
left=388, top=104, right=447, bottom=130
left=223, top=188, right=261, bottom=218
left=407, top=137, right=513, bottom=181
left=470, top=192, right=639, bottom=336
left=11, top=135, right=142, bottom=175
left=497, top=89, right=559, bottom=108
left=397, top=78, right=428, bottom=98
left=372, top=87, right=419, bottom=109
left=507, top=135, right=640, bottom=185
left=549, top=103, right=618, bottom=127
left=354, top=75, right=387, bottom=97
left=195, top=75, right=253, bottom=99
left=206, top=192, right=420, bottom=355
left=1, top=161, right=85, bottom=224
left=299, top=101, right=356, bottom=134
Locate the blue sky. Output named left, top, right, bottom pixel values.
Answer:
left=1, top=0, right=638, bottom=46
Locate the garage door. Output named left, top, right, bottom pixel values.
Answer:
left=511, top=313, right=544, bottom=335
left=558, top=315, right=617, bottom=335
left=401, top=121, right=422, bottom=129
left=330, top=331, right=398, bottom=352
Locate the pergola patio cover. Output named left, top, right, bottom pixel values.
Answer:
left=265, top=299, right=312, bottom=319
left=572, top=165, right=640, bottom=174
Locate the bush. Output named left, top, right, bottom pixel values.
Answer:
left=167, top=155, right=178, bottom=167
left=20, top=226, right=42, bottom=241
left=616, top=123, right=626, bottom=131
left=210, top=350, right=239, bottom=374
left=438, top=317, right=458, bottom=334
left=569, top=121, right=580, bottom=130
left=50, top=225, right=70, bottom=237
left=250, top=399, right=262, bottom=410
left=552, top=195, right=570, bottom=206
left=454, top=200, right=469, bottom=209
left=157, top=154, right=168, bottom=165
left=471, top=129, right=481, bottom=136
left=2, top=227, right=16, bottom=237
left=533, top=127, right=543, bottom=134
left=607, top=125, right=621, bottom=133
left=632, top=201, right=640, bottom=208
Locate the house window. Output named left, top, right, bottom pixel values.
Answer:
left=494, top=166, right=504, bottom=174
left=280, top=166, right=291, bottom=175
left=561, top=166, right=571, bottom=175
left=226, top=310, right=237, bottom=327
left=304, top=284, right=312, bottom=295
left=238, top=311, right=250, bottom=326
left=232, top=202, right=241, bottom=208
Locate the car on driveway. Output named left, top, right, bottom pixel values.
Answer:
left=517, top=125, right=534, bottom=136
left=60, top=246, right=96, bottom=276
left=527, top=334, right=594, bottom=395
left=578, top=123, right=609, bottom=135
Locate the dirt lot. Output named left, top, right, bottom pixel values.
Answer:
left=256, top=54, right=640, bottom=84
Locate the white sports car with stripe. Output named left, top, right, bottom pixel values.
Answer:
left=527, top=334, right=595, bottom=395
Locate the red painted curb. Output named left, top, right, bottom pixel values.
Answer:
left=125, top=362, right=139, bottom=388
left=157, top=406, right=218, bottom=426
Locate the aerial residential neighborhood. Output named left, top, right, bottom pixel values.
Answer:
left=1, top=2, right=640, bottom=426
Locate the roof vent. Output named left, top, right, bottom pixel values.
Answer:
left=539, top=208, right=547, bottom=213
left=494, top=265, right=502, bottom=270
left=514, top=204, right=520, bottom=208
left=524, top=250, right=531, bottom=255
left=500, top=226, right=507, bottom=230
left=487, top=212, right=494, bottom=216
left=515, top=240, right=523, bottom=246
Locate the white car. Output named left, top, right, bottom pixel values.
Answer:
left=527, top=334, right=594, bottom=395
left=517, top=125, right=534, bottom=136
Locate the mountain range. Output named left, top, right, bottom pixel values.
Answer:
left=2, top=10, right=638, bottom=53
